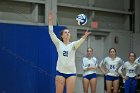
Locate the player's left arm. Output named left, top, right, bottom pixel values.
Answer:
left=73, top=29, right=91, bottom=49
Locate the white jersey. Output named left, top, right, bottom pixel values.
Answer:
left=135, top=57, right=140, bottom=65
left=100, top=56, right=123, bottom=76
left=82, top=57, right=98, bottom=76
left=120, top=61, right=138, bottom=77
left=49, top=27, right=85, bottom=74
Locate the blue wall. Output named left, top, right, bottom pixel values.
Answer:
left=0, top=23, right=65, bottom=93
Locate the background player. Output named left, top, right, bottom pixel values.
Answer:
left=82, top=47, right=98, bottom=93
left=118, top=52, right=140, bottom=93
left=99, top=48, right=123, bottom=93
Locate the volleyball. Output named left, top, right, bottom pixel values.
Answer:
left=76, top=14, right=87, bottom=25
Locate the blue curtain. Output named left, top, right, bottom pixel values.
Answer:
left=0, top=23, right=65, bottom=93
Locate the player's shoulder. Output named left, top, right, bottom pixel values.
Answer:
left=83, top=57, right=88, bottom=60
left=59, top=41, right=65, bottom=45
left=82, top=57, right=89, bottom=63
left=101, top=57, right=110, bottom=63
left=71, top=41, right=77, bottom=45
left=115, top=56, right=122, bottom=61
left=123, top=61, right=132, bottom=67
left=124, top=61, right=129, bottom=64
left=116, top=56, right=121, bottom=59
left=70, top=41, right=78, bottom=49
left=92, top=57, right=97, bottom=61
left=104, top=56, right=110, bottom=60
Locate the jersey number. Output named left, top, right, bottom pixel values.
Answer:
left=129, top=69, right=134, bottom=73
left=110, top=65, right=115, bottom=69
left=63, top=51, right=68, bottom=57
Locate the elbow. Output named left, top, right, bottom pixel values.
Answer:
left=98, top=65, right=102, bottom=69
left=118, top=70, right=122, bottom=74
left=83, top=68, right=87, bottom=71
left=98, top=66, right=102, bottom=71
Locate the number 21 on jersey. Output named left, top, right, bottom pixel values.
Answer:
left=63, top=51, right=68, bottom=57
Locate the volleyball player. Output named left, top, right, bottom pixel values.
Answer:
left=99, top=48, right=123, bottom=93
left=118, top=52, right=140, bottom=93
left=48, top=12, right=91, bottom=93
left=82, top=47, right=98, bottom=93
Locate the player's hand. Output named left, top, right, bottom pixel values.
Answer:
left=48, top=11, right=53, bottom=25
left=104, top=69, right=109, bottom=75
left=82, top=29, right=91, bottom=39
left=87, top=66, right=96, bottom=70
left=84, top=29, right=91, bottom=36
left=103, top=71, right=107, bottom=75
left=123, top=76, right=128, bottom=80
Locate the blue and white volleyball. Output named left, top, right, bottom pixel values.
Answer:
left=76, top=14, right=87, bottom=25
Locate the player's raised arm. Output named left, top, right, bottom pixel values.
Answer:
left=82, top=29, right=91, bottom=39
left=73, top=29, right=91, bottom=49
left=48, top=12, right=60, bottom=46
left=48, top=12, right=53, bottom=32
